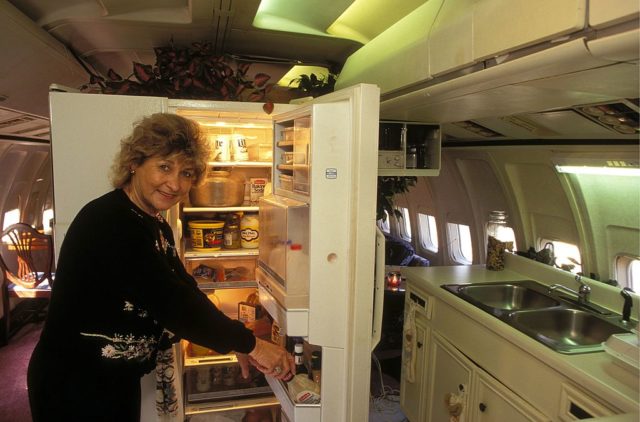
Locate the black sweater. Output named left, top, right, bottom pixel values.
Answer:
left=37, top=189, right=255, bottom=376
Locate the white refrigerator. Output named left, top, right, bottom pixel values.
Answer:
left=49, top=83, right=385, bottom=422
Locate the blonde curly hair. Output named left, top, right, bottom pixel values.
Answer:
left=110, top=113, right=210, bottom=188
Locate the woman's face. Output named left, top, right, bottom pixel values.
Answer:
left=127, top=153, right=196, bottom=215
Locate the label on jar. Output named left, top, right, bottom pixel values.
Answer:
left=240, top=214, right=259, bottom=249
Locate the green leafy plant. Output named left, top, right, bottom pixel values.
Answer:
left=82, top=41, right=276, bottom=112
left=288, top=72, right=337, bottom=98
left=377, top=177, right=417, bottom=222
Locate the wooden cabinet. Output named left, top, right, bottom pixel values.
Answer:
left=426, top=333, right=548, bottom=422
left=426, top=333, right=474, bottom=421
left=471, top=369, right=548, bottom=422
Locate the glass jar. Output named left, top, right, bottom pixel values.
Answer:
left=223, top=213, right=241, bottom=249
left=240, top=213, right=260, bottom=249
left=486, top=211, right=509, bottom=271
left=486, top=211, right=509, bottom=242
left=189, top=170, right=245, bottom=207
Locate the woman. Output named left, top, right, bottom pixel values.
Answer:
left=28, top=113, right=294, bottom=421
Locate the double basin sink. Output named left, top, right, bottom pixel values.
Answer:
left=441, top=280, right=633, bottom=354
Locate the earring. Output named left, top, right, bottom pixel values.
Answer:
left=130, top=170, right=136, bottom=175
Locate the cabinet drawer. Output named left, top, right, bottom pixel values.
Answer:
left=558, top=383, right=617, bottom=421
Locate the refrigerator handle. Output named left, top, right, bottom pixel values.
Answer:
left=371, top=227, right=386, bottom=351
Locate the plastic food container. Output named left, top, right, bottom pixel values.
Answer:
left=189, top=220, right=224, bottom=251
left=189, top=170, right=245, bottom=207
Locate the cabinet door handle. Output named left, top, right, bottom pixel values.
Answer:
left=417, top=341, right=423, bottom=348
left=479, top=403, right=487, bottom=412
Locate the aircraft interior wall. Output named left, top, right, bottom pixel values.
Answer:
left=388, top=143, right=640, bottom=288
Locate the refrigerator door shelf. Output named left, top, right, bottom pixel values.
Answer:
left=265, top=376, right=321, bottom=422
left=258, top=281, right=309, bottom=338
left=256, top=265, right=309, bottom=310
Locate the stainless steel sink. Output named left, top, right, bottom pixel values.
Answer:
left=509, top=308, right=630, bottom=353
left=453, top=283, right=560, bottom=311
left=441, top=280, right=633, bottom=354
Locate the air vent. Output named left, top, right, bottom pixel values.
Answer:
left=574, top=100, right=639, bottom=135
left=452, top=121, right=504, bottom=138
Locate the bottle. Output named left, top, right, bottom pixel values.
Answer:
left=310, top=350, right=321, bottom=386
left=406, top=145, right=417, bottom=168
left=223, top=213, right=241, bottom=249
left=294, top=343, right=308, bottom=375
left=240, top=212, right=259, bottom=249
left=485, top=211, right=511, bottom=271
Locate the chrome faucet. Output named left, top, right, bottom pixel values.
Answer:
left=549, top=275, right=591, bottom=304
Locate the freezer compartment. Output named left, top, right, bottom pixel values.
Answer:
left=184, top=363, right=272, bottom=403
left=185, top=256, right=258, bottom=288
left=185, top=396, right=280, bottom=420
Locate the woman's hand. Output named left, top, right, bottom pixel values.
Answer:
left=236, top=337, right=294, bottom=381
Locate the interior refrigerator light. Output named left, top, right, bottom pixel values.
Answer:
left=555, top=165, right=640, bottom=176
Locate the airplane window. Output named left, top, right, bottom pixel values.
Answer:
left=398, top=207, right=412, bottom=241
left=418, top=213, right=438, bottom=252
left=447, top=223, right=473, bottom=264
left=2, top=208, right=20, bottom=230
left=629, top=259, right=640, bottom=292
left=2, top=208, right=21, bottom=242
left=539, top=239, right=582, bottom=275
left=616, top=255, right=640, bottom=291
left=43, top=208, right=54, bottom=235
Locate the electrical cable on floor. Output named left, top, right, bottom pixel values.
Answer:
left=370, top=352, right=403, bottom=416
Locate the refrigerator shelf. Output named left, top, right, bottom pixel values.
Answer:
left=185, top=352, right=238, bottom=366
left=266, top=376, right=321, bottom=422
left=184, top=248, right=259, bottom=259
left=183, top=206, right=259, bottom=213
left=206, top=161, right=272, bottom=168
left=184, top=395, right=279, bottom=416
left=195, top=280, right=257, bottom=290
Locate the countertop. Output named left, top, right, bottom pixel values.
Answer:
left=391, top=253, right=640, bottom=418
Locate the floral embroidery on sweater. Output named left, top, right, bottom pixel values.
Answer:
left=80, top=332, right=158, bottom=360
left=124, top=300, right=151, bottom=319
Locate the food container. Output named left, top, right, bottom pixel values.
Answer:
left=188, top=220, right=224, bottom=251
left=190, top=170, right=245, bottom=206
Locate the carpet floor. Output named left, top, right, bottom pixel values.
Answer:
left=0, top=321, right=42, bottom=422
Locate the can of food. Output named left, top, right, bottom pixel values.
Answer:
left=188, top=220, right=224, bottom=251
left=213, top=135, right=231, bottom=161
